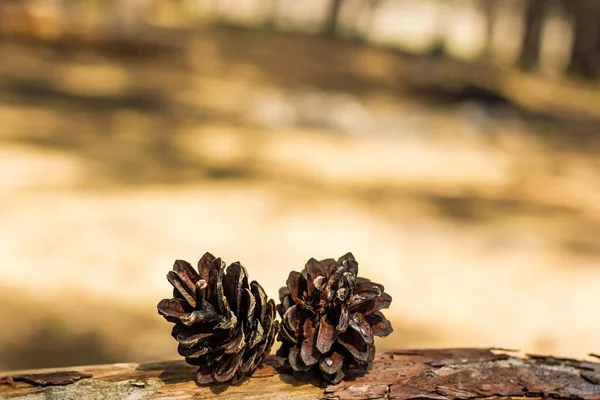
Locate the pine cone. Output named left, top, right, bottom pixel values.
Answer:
left=276, top=253, right=393, bottom=383
left=157, top=252, right=278, bottom=384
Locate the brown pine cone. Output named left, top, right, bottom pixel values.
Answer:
left=276, top=253, right=393, bottom=383
left=157, top=252, right=278, bottom=384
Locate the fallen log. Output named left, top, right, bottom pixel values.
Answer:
left=1, top=348, right=600, bottom=399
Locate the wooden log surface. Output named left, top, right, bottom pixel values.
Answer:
left=2, top=348, right=600, bottom=399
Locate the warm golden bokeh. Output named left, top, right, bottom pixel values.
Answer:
left=1, top=0, right=599, bottom=371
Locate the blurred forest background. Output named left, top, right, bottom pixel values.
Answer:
left=0, top=0, right=599, bottom=371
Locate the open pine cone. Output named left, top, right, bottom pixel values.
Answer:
left=157, top=253, right=278, bottom=384
left=276, top=253, right=393, bottom=383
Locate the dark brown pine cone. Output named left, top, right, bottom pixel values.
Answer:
left=276, top=253, right=393, bottom=383
left=157, top=252, right=278, bottom=384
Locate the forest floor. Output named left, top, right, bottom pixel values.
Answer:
left=0, top=26, right=599, bottom=370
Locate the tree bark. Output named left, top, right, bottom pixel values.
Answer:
left=479, top=0, right=497, bottom=58
left=518, top=0, right=548, bottom=71
left=567, top=0, right=600, bottom=79
left=323, top=0, right=343, bottom=36
left=2, top=349, right=600, bottom=399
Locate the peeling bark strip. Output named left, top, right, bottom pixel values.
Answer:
left=0, top=377, right=14, bottom=387
left=1, top=349, right=600, bottom=399
left=5, top=371, right=92, bottom=387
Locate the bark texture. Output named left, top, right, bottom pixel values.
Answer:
left=518, top=0, right=547, bottom=70
left=566, top=0, right=600, bottom=79
left=1, top=348, right=600, bottom=399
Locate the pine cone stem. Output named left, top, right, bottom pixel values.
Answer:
left=195, top=280, right=207, bottom=308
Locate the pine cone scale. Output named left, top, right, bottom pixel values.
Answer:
left=196, top=365, right=213, bottom=384
left=300, top=319, right=319, bottom=366
left=257, top=329, right=275, bottom=358
left=349, top=312, right=374, bottom=344
left=305, top=258, right=325, bottom=295
left=300, top=341, right=319, bottom=366
left=323, top=369, right=344, bottom=383
left=355, top=276, right=380, bottom=290
left=214, top=311, right=236, bottom=330
left=214, top=351, right=244, bottom=382
left=222, top=329, right=245, bottom=354
left=197, top=255, right=221, bottom=304
left=366, top=311, right=393, bottom=337
left=239, top=353, right=257, bottom=374
left=349, top=294, right=390, bottom=315
left=288, top=347, right=312, bottom=372
left=316, top=316, right=336, bottom=353
left=262, top=308, right=275, bottom=338
left=176, top=331, right=213, bottom=348
left=286, top=271, right=305, bottom=303
left=337, top=330, right=373, bottom=363
left=173, top=260, right=200, bottom=286
left=319, top=350, right=344, bottom=375
left=242, top=288, right=256, bottom=327
left=260, top=317, right=273, bottom=341
left=198, top=254, right=223, bottom=287
left=283, top=304, right=299, bottom=333
left=248, top=321, right=264, bottom=348
left=221, top=263, right=242, bottom=315
left=209, top=267, right=228, bottom=314
left=337, top=306, right=350, bottom=332
left=181, top=308, right=217, bottom=326
left=179, top=344, right=210, bottom=358
left=157, top=298, right=190, bottom=323
left=279, top=322, right=297, bottom=343
left=167, top=270, right=197, bottom=307
left=278, top=287, right=290, bottom=303
left=250, top=282, right=269, bottom=323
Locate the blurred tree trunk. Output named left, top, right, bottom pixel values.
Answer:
left=567, top=0, right=600, bottom=79
left=518, top=0, right=547, bottom=70
left=263, top=0, right=280, bottom=29
left=361, top=0, right=382, bottom=37
left=323, top=0, right=343, bottom=36
left=595, top=28, right=600, bottom=79
left=342, top=0, right=381, bottom=41
left=479, top=0, right=497, bottom=58
left=109, top=0, right=153, bottom=38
